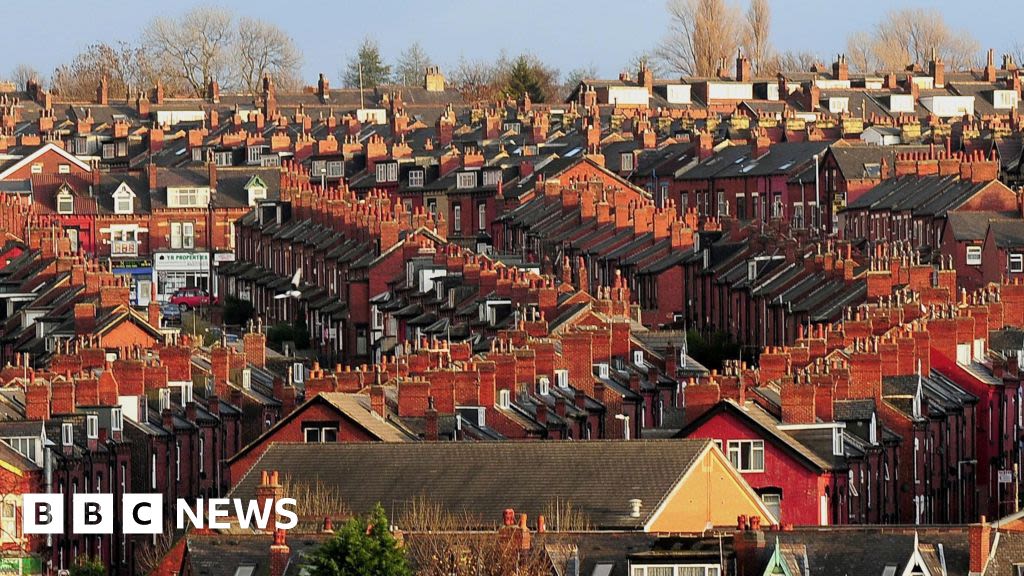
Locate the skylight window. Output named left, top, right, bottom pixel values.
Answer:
left=778, top=161, right=794, bottom=170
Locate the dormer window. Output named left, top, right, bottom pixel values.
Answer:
left=56, top=185, right=74, bottom=215
left=375, top=162, right=399, bottom=183
left=86, top=415, right=98, bottom=440
left=111, top=408, right=123, bottom=432
left=61, top=422, right=73, bottom=447
left=112, top=182, right=135, bottom=215
left=482, top=170, right=501, bottom=187
left=243, top=174, right=269, bottom=207
left=167, top=187, right=210, bottom=208
left=621, top=152, right=635, bottom=172
left=408, top=170, right=424, bottom=188
left=456, top=172, right=477, bottom=189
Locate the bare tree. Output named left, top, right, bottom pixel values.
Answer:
left=450, top=55, right=504, bottom=102
left=848, top=8, right=979, bottom=72
left=235, top=16, right=303, bottom=96
left=769, top=50, right=820, bottom=74
left=562, top=65, right=598, bottom=100
left=656, top=0, right=742, bottom=76
left=1011, top=43, right=1024, bottom=69
left=395, top=42, right=433, bottom=87
left=51, top=42, right=161, bottom=101
left=143, top=6, right=235, bottom=96
left=399, top=497, right=572, bottom=576
left=9, top=64, right=42, bottom=90
left=845, top=31, right=876, bottom=73
left=742, top=0, right=773, bottom=74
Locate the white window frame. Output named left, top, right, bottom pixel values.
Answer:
left=456, top=172, right=477, bottom=189
left=199, top=436, right=204, bottom=474
left=111, top=408, right=123, bottom=432
left=621, top=152, right=635, bottom=172
left=151, top=454, right=157, bottom=490
left=30, top=164, right=42, bottom=174
left=327, top=161, right=343, bottom=178
left=86, top=415, right=98, bottom=439
left=453, top=205, right=462, bottom=233
left=58, top=164, right=70, bottom=174
left=478, top=203, right=487, bottom=231
left=761, top=493, right=781, bottom=521
left=408, top=170, right=424, bottom=188
left=57, top=191, right=74, bottom=215
left=966, top=246, right=982, bottom=266
left=726, top=439, right=765, bottom=472
left=1010, top=253, right=1024, bottom=273
left=175, top=441, right=181, bottom=482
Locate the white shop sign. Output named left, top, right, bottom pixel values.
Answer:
left=154, top=252, right=210, bottom=271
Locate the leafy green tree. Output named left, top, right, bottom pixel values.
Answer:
left=343, top=38, right=391, bottom=89
left=304, top=504, right=411, bottom=576
left=69, top=559, right=106, bottom=576
left=394, top=42, right=433, bottom=86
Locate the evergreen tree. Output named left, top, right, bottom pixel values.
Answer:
left=343, top=38, right=391, bottom=89
left=503, top=55, right=549, bottom=103
left=304, top=504, right=411, bottom=576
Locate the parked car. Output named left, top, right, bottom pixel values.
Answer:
left=169, top=288, right=216, bottom=311
left=160, top=303, right=182, bottom=326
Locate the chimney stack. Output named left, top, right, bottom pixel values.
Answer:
left=269, top=529, right=290, bottom=576
left=969, top=516, right=991, bottom=574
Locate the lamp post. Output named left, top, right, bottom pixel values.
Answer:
left=615, top=413, right=630, bottom=441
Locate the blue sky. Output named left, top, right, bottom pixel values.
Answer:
left=2, top=0, right=1016, bottom=84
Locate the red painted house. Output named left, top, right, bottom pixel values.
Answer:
left=678, top=399, right=849, bottom=526
left=226, top=391, right=410, bottom=486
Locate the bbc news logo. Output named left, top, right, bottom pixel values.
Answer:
left=22, top=494, right=298, bottom=534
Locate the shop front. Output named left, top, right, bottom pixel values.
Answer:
left=113, top=260, right=154, bottom=306
left=153, top=251, right=211, bottom=302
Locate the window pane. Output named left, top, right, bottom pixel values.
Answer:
left=322, top=428, right=338, bottom=442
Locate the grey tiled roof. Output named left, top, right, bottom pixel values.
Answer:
left=230, top=439, right=712, bottom=530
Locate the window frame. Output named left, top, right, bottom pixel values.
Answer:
left=966, top=246, right=982, bottom=266
left=726, top=439, right=765, bottom=472
left=56, top=192, right=74, bottom=215
left=408, top=170, right=424, bottom=188
left=1010, top=253, right=1024, bottom=273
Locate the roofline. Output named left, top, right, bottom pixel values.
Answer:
left=0, top=143, right=92, bottom=181
left=642, top=440, right=779, bottom=531
left=675, top=401, right=830, bottom=473
left=225, top=393, right=400, bottom=467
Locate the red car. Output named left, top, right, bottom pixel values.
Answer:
left=169, top=288, right=216, bottom=310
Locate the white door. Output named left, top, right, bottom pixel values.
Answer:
left=819, top=495, right=828, bottom=526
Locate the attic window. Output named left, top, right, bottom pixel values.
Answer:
left=86, top=415, right=98, bottom=440
left=863, top=163, right=881, bottom=178
left=456, top=172, right=477, bottom=189
left=56, top=189, right=74, bottom=215
left=233, top=566, right=256, bottom=576
left=409, top=170, right=424, bottom=188
left=621, top=152, right=635, bottom=172
left=1011, top=253, right=1024, bottom=274
left=966, top=246, right=982, bottom=266
left=111, top=408, right=123, bottom=432
left=113, top=182, right=134, bottom=215
left=375, top=162, right=398, bottom=183
left=482, top=170, right=501, bottom=187
left=61, top=422, right=73, bottom=446
left=59, top=164, right=70, bottom=174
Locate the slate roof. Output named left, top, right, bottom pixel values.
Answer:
left=750, top=527, right=970, bottom=576
left=989, top=220, right=1024, bottom=249
left=231, top=439, right=713, bottom=530
left=186, top=533, right=327, bottom=576
left=985, top=532, right=1024, bottom=576
left=676, top=400, right=834, bottom=472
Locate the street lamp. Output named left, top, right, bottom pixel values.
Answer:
left=615, top=413, right=631, bottom=441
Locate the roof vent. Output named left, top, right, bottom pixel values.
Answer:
left=628, top=499, right=642, bottom=518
